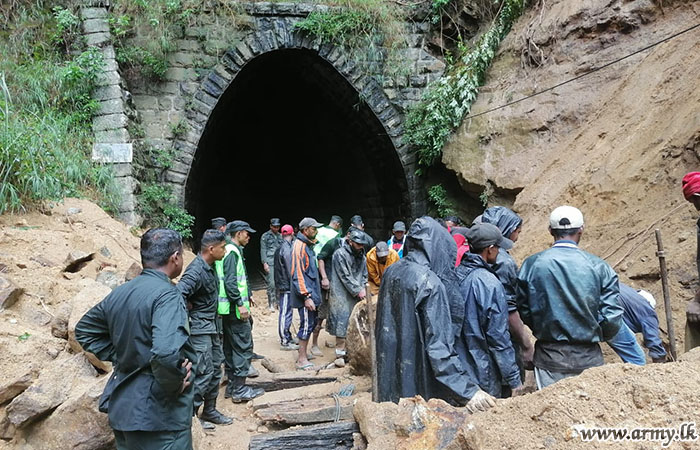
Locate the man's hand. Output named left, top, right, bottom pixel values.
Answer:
left=304, top=298, right=316, bottom=311
left=238, top=305, right=250, bottom=320
left=358, top=288, right=366, bottom=300
left=263, top=262, right=270, bottom=274
left=686, top=298, right=700, bottom=323
left=522, top=345, right=534, bottom=370
left=321, top=277, right=330, bottom=290
left=466, top=389, right=496, bottom=413
left=180, top=358, right=192, bottom=394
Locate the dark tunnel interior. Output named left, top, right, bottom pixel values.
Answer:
left=185, top=49, right=410, bottom=278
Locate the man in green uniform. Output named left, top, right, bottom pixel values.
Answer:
left=75, top=228, right=195, bottom=450
left=177, top=229, right=232, bottom=430
left=260, top=218, right=283, bottom=311
left=221, top=220, right=265, bottom=402
left=314, top=215, right=343, bottom=256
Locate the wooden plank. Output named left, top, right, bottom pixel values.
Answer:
left=253, top=377, right=371, bottom=411
left=256, top=393, right=369, bottom=425
left=247, top=368, right=346, bottom=392
left=248, top=420, right=359, bottom=450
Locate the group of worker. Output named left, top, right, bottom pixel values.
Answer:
left=73, top=168, right=700, bottom=448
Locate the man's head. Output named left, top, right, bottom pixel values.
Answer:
left=270, top=218, right=281, bottom=233
left=226, top=220, right=256, bottom=247
left=140, top=228, right=183, bottom=278
left=444, top=215, right=462, bottom=228
left=466, top=222, right=512, bottom=264
left=682, top=172, right=700, bottom=211
left=329, top=215, right=343, bottom=231
left=548, top=205, right=584, bottom=243
left=281, top=224, right=294, bottom=241
left=350, top=215, right=364, bottom=230
left=200, top=229, right=226, bottom=263
left=348, top=229, right=370, bottom=255
left=375, top=241, right=390, bottom=264
left=392, top=220, right=406, bottom=241
left=211, top=217, right=227, bottom=233
left=299, top=217, right=323, bottom=241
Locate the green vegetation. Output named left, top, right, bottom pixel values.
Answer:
left=404, top=0, right=526, bottom=170
left=109, top=0, right=247, bottom=81
left=0, top=2, right=119, bottom=215
left=133, top=143, right=194, bottom=239
left=428, top=184, right=457, bottom=217
left=294, top=0, right=408, bottom=79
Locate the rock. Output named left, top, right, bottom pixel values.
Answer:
left=96, top=270, right=121, bottom=290
left=0, top=371, right=35, bottom=404
left=124, top=262, right=142, bottom=281
left=68, top=281, right=113, bottom=372
left=347, top=297, right=376, bottom=376
left=353, top=397, right=398, bottom=445
left=63, top=251, right=95, bottom=273
left=66, top=207, right=82, bottom=216
left=354, top=396, right=483, bottom=450
left=6, top=354, right=97, bottom=428
left=99, top=246, right=112, bottom=258
left=50, top=303, right=72, bottom=340
left=23, top=375, right=113, bottom=450
left=0, top=407, right=16, bottom=439
left=0, top=275, right=24, bottom=310
left=257, top=425, right=269, bottom=433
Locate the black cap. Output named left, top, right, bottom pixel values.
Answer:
left=445, top=215, right=462, bottom=225
left=299, top=217, right=323, bottom=229
left=211, top=217, right=227, bottom=228
left=330, top=215, right=343, bottom=225
left=226, top=220, right=256, bottom=235
left=270, top=218, right=281, bottom=226
left=348, top=229, right=371, bottom=246
left=350, top=215, right=363, bottom=226
left=466, top=223, right=513, bottom=250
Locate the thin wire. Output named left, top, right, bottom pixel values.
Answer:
left=464, top=22, right=700, bottom=120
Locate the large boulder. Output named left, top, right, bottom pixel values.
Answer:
left=353, top=396, right=483, bottom=450
left=346, top=297, right=377, bottom=376
left=4, top=354, right=97, bottom=429
left=23, top=375, right=114, bottom=450
left=68, top=281, right=113, bottom=372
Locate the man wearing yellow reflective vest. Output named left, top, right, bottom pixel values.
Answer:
left=217, top=220, right=265, bottom=403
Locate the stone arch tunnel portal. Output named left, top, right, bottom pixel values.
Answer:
left=185, top=49, right=410, bottom=274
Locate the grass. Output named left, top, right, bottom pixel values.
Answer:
left=0, top=1, right=119, bottom=215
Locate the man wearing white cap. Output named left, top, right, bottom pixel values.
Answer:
left=516, top=206, right=624, bottom=389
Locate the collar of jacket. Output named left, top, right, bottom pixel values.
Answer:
left=195, top=253, right=215, bottom=271
left=460, top=252, right=496, bottom=274
left=552, top=240, right=578, bottom=249
left=295, top=231, right=316, bottom=246
left=141, top=268, right=172, bottom=283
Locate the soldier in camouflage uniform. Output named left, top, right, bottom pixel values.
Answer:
left=260, top=218, right=284, bottom=311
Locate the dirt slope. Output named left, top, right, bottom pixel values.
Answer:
left=442, top=0, right=700, bottom=349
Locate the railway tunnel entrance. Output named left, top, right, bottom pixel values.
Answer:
left=185, top=48, right=410, bottom=275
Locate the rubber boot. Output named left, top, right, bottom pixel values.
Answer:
left=224, top=372, right=234, bottom=399
left=231, top=376, right=264, bottom=403
left=194, top=405, right=215, bottom=430
left=200, top=398, right=233, bottom=425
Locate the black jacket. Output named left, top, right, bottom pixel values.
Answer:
left=376, top=217, right=479, bottom=404
left=75, top=269, right=195, bottom=431
left=177, top=254, right=218, bottom=335
left=274, top=239, right=293, bottom=293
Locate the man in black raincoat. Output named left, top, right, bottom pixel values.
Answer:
left=376, top=217, right=495, bottom=412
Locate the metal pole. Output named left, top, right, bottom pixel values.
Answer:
left=655, top=229, right=678, bottom=360
left=366, top=283, right=378, bottom=402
